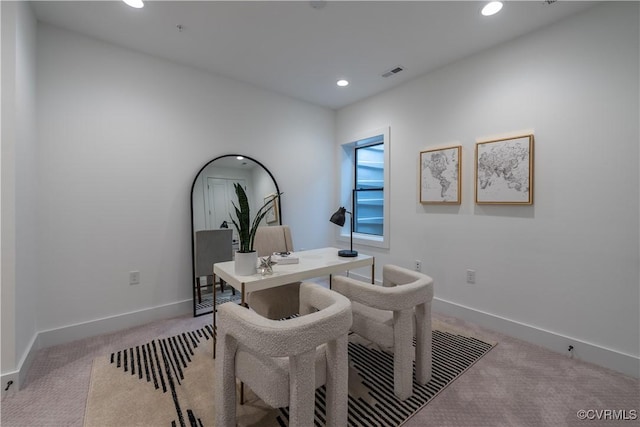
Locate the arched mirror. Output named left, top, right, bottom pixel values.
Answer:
left=190, top=154, right=282, bottom=316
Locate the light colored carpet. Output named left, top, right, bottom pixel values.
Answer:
left=1, top=311, right=638, bottom=427
left=83, top=322, right=495, bottom=426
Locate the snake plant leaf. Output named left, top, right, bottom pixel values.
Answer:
left=230, top=183, right=283, bottom=253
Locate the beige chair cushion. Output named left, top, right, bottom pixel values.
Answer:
left=253, top=225, right=293, bottom=257
left=246, top=282, right=301, bottom=320
left=248, top=225, right=300, bottom=319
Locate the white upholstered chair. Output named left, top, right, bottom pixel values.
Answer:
left=215, top=282, right=352, bottom=427
left=247, top=225, right=300, bottom=319
left=332, top=264, right=434, bottom=400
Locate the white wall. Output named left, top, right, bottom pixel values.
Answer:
left=336, top=3, right=639, bottom=375
left=35, top=24, right=335, bottom=332
left=1, top=1, right=38, bottom=391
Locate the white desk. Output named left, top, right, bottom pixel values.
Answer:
left=214, top=247, right=374, bottom=304
left=212, top=247, right=375, bottom=356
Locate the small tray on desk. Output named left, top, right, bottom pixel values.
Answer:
left=272, top=252, right=299, bottom=264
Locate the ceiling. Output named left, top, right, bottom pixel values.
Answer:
left=31, top=1, right=597, bottom=110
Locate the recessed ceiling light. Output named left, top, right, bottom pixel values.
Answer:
left=481, top=1, right=503, bottom=16
left=123, top=0, right=144, bottom=8
left=337, top=79, right=349, bottom=87
left=236, top=156, right=244, bottom=160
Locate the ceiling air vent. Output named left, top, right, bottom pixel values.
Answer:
left=381, top=65, right=405, bottom=78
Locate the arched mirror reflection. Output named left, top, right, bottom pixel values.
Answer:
left=190, top=155, right=282, bottom=316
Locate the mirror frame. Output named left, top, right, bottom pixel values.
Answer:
left=190, top=154, right=282, bottom=317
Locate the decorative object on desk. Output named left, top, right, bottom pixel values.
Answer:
left=259, top=255, right=276, bottom=275
left=272, top=251, right=299, bottom=264
left=420, top=145, right=461, bottom=204
left=475, top=134, right=534, bottom=205
left=330, top=205, right=358, bottom=257
left=219, top=220, right=229, bottom=228
left=230, top=183, right=282, bottom=275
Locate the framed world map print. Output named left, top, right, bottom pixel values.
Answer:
left=420, top=145, right=461, bottom=204
left=475, top=134, right=534, bottom=204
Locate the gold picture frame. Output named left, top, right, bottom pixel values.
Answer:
left=264, top=193, right=279, bottom=224
left=475, top=134, right=534, bottom=205
left=420, top=145, right=461, bottom=204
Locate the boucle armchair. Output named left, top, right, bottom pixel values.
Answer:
left=332, top=264, right=434, bottom=401
left=215, top=282, right=352, bottom=427
left=247, top=225, right=300, bottom=319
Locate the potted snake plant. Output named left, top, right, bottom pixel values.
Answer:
left=230, top=183, right=280, bottom=275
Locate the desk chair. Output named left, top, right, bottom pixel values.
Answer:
left=247, top=225, right=300, bottom=319
left=332, top=264, right=434, bottom=400
left=215, top=282, right=352, bottom=427
left=194, top=229, right=234, bottom=303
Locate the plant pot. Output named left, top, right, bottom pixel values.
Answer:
left=234, top=251, right=258, bottom=276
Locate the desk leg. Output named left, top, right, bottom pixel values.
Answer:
left=371, top=259, right=375, bottom=284
left=240, top=283, right=246, bottom=405
left=213, top=273, right=217, bottom=359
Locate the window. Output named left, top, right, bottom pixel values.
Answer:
left=354, top=141, right=384, bottom=236
left=339, top=127, right=390, bottom=249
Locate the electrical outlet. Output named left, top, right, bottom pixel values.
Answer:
left=129, top=271, right=140, bottom=285
left=466, top=269, right=476, bottom=284
left=415, top=260, right=422, bottom=271
left=2, top=378, right=16, bottom=398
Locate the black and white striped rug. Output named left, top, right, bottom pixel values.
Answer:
left=84, top=325, right=495, bottom=427
left=276, top=331, right=494, bottom=426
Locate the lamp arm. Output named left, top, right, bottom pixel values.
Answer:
left=350, top=189, right=355, bottom=253
left=350, top=211, right=354, bottom=252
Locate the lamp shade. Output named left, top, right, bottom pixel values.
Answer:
left=329, top=207, right=347, bottom=227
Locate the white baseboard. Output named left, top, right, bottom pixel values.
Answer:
left=1, top=299, right=193, bottom=394
left=4, top=284, right=637, bottom=399
left=343, top=271, right=638, bottom=379
left=433, top=297, right=640, bottom=379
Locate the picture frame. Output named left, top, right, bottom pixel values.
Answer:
left=420, top=145, right=462, bottom=204
left=475, top=134, right=534, bottom=205
left=264, top=193, right=279, bottom=224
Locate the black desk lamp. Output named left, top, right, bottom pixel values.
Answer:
left=329, top=206, right=358, bottom=257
